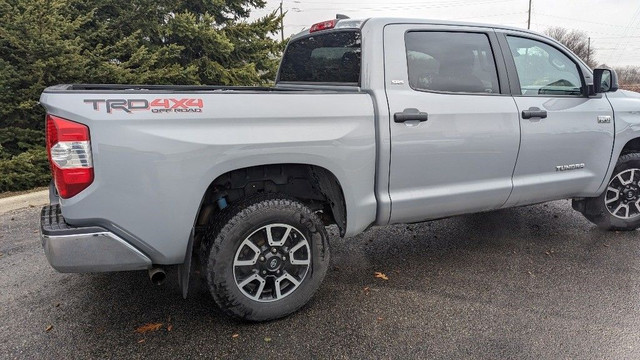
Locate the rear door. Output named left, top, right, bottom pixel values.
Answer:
left=384, top=24, right=521, bottom=223
left=496, top=31, right=615, bottom=207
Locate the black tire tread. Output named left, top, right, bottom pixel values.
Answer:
left=201, top=193, right=329, bottom=321
left=581, top=152, right=640, bottom=231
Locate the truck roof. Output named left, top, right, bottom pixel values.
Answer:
left=289, top=17, right=546, bottom=41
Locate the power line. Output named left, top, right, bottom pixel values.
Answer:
left=590, top=36, right=640, bottom=39
left=265, top=0, right=640, bottom=66
left=262, top=0, right=517, bottom=12
left=607, top=5, right=640, bottom=62
left=533, top=12, right=640, bottom=29
left=282, top=0, right=512, bottom=5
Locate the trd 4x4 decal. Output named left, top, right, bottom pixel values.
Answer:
left=84, top=98, right=204, bottom=114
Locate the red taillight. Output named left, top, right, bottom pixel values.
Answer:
left=46, top=115, right=94, bottom=199
left=310, top=19, right=337, bottom=33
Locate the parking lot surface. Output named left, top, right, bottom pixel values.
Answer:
left=1, top=201, right=639, bottom=359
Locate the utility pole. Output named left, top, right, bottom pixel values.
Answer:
left=587, top=37, right=591, bottom=66
left=280, top=0, right=284, bottom=42
left=527, top=0, right=532, bottom=29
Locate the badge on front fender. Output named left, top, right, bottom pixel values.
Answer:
left=597, top=115, right=612, bottom=124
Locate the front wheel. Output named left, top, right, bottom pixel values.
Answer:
left=579, top=153, right=640, bottom=230
left=201, top=194, right=330, bottom=321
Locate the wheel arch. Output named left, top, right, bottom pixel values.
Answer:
left=179, top=161, right=349, bottom=299
left=621, top=137, right=640, bottom=155
left=195, top=163, right=347, bottom=236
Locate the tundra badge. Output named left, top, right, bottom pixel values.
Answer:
left=556, top=163, right=585, bottom=171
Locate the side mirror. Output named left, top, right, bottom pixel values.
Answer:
left=593, top=68, right=619, bottom=93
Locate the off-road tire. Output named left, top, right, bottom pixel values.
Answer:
left=580, top=153, right=640, bottom=231
left=201, top=193, right=330, bottom=321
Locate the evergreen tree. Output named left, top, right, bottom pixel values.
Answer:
left=0, top=0, right=90, bottom=129
left=0, top=0, right=284, bottom=192
left=70, top=0, right=283, bottom=85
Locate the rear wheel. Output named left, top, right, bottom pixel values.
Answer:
left=201, top=194, right=330, bottom=321
left=579, top=153, right=640, bottom=230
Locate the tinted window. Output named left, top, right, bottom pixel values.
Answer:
left=279, top=31, right=361, bottom=84
left=506, top=36, right=583, bottom=96
left=405, top=32, right=500, bottom=94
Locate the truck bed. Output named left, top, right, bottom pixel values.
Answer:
left=39, top=85, right=378, bottom=264
left=43, top=84, right=354, bottom=93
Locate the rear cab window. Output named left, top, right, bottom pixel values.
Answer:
left=278, top=31, right=361, bottom=85
left=405, top=31, right=500, bottom=94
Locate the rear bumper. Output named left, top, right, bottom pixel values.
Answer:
left=40, top=205, right=152, bottom=272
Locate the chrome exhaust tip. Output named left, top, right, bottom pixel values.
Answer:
left=148, top=267, right=166, bottom=286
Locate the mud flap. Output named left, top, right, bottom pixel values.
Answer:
left=178, top=228, right=195, bottom=299
left=572, top=198, right=586, bottom=213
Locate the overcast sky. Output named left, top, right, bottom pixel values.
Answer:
left=251, top=0, right=640, bottom=67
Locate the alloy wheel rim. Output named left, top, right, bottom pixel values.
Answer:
left=232, top=223, right=311, bottom=302
left=605, top=168, right=640, bottom=219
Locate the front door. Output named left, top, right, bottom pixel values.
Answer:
left=497, top=32, right=615, bottom=207
left=384, top=25, right=521, bottom=223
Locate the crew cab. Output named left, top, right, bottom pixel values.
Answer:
left=39, top=17, right=640, bottom=321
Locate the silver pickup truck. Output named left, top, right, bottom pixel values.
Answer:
left=39, top=17, right=640, bottom=321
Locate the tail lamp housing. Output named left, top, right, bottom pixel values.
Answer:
left=46, top=115, right=94, bottom=198
left=310, top=19, right=337, bottom=33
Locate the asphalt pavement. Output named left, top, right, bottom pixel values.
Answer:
left=1, top=200, right=640, bottom=359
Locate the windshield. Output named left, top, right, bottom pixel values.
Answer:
left=278, top=31, right=361, bottom=84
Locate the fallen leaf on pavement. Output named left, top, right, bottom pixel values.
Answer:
left=232, top=333, right=239, bottom=338
left=264, top=337, right=272, bottom=342
left=374, top=272, right=389, bottom=280
left=135, top=323, right=163, bottom=334
left=45, top=325, right=53, bottom=332
left=166, top=316, right=173, bottom=332
left=54, top=303, right=60, bottom=308
left=138, top=339, right=145, bottom=344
